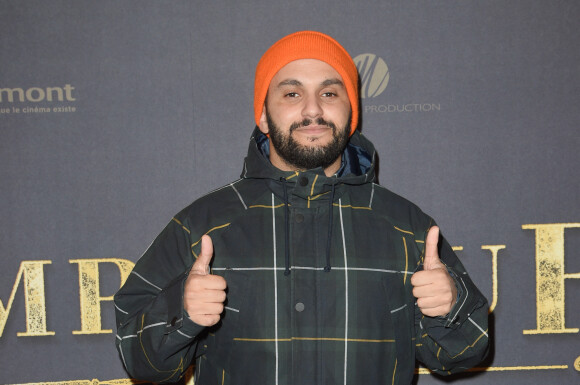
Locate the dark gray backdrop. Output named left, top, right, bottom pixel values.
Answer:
left=1, top=1, right=579, bottom=384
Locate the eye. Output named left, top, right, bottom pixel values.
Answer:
left=321, top=91, right=338, bottom=98
left=285, top=92, right=300, bottom=98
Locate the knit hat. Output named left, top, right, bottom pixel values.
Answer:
left=254, top=31, right=359, bottom=136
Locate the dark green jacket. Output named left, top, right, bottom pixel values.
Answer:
left=114, top=129, right=489, bottom=384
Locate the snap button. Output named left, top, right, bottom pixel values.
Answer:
left=299, top=176, right=308, bottom=186
left=295, top=302, right=305, bottom=312
left=295, top=213, right=304, bottom=223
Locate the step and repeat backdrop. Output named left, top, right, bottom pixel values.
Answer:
left=1, top=1, right=578, bottom=384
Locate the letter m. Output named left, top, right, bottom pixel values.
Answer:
left=0, top=261, right=55, bottom=337
left=0, top=88, right=25, bottom=103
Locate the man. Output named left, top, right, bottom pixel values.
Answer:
left=114, top=31, right=489, bottom=384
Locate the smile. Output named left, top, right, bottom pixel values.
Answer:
left=294, top=125, right=332, bottom=136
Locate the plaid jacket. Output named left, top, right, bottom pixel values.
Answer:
left=114, top=129, right=489, bottom=384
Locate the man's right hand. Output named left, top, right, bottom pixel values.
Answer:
left=184, top=235, right=227, bottom=327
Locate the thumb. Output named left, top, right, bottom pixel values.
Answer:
left=191, top=235, right=214, bottom=275
left=423, top=226, right=443, bottom=270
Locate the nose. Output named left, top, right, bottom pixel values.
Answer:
left=301, top=95, right=323, bottom=120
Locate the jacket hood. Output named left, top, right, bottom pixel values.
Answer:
left=241, top=127, right=377, bottom=186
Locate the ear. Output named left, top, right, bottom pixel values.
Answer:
left=258, top=104, right=269, bottom=135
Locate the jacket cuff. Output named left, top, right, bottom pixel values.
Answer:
left=421, top=266, right=485, bottom=334
left=443, top=267, right=483, bottom=328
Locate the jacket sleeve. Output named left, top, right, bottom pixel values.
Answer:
left=114, top=217, right=206, bottom=383
left=414, top=231, right=490, bottom=374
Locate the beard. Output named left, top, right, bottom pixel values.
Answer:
left=266, top=110, right=351, bottom=171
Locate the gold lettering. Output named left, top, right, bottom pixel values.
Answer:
left=4, top=379, right=142, bottom=385
left=522, top=223, right=580, bottom=334
left=0, top=260, right=55, bottom=337
left=69, top=259, right=134, bottom=335
left=481, top=245, right=506, bottom=314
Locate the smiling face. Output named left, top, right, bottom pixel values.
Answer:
left=258, top=59, right=352, bottom=176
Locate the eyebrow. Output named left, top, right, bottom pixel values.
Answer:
left=276, top=78, right=345, bottom=88
left=321, top=78, right=345, bottom=88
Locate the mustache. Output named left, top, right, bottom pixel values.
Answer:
left=289, top=117, right=337, bottom=133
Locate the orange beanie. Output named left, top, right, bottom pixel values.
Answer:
left=254, top=31, right=359, bottom=136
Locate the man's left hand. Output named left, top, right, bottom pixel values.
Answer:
left=411, top=226, right=457, bottom=317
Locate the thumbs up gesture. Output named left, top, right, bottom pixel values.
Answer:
left=184, top=235, right=227, bottom=326
left=411, top=226, right=458, bottom=317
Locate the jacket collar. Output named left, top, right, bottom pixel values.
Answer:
left=241, top=126, right=377, bottom=192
